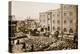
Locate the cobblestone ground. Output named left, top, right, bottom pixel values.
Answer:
left=11, top=36, right=76, bottom=53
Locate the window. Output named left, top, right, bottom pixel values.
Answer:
left=64, top=20, right=67, bottom=24
left=57, top=20, right=60, bottom=24
left=41, top=28, right=44, bottom=32
left=45, top=28, right=47, bottom=31
left=70, top=20, right=72, bottom=23
left=57, top=27, right=60, bottom=31
left=53, top=14, right=55, bottom=17
left=69, top=12, right=73, bottom=16
left=53, top=27, right=55, bottom=30
left=48, top=14, right=50, bottom=20
left=57, top=14, right=59, bottom=17
left=53, top=20, right=55, bottom=23
left=64, top=28, right=67, bottom=32
left=48, top=14, right=50, bottom=18
left=69, top=28, right=73, bottom=33
left=48, top=26, right=50, bottom=31
left=64, top=13, right=67, bottom=16
left=48, top=18, right=50, bottom=20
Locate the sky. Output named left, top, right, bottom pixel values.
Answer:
left=12, top=1, right=60, bottom=20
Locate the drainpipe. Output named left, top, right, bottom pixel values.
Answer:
left=61, top=4, right=63, bottom=41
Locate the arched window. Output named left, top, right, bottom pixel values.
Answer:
left=53, top=20, right=55, bottom=23
left=57, top=14, right=59, bottom=17
left=57, top=20, right=60, bottom=24
left=64, top=13, right=67, bottom=16
left=57, top=27, right=60, bottom=31
left=69, top=28, right=73, bottom=33
left=53, top=14, right=55, bottom=17
left=45, top=28, right=47, bottom=31
left=53, top=27, right=55, bottom=30
left=64, top=20, right=67, bottom=24
left=41, top=28, right=44, bottom=32
left=70, top=20, right=72, bottom=23
left=48, top=26, right=50, bottom=31
left=64, top=28, right=67, bottom=32
left=69, top=12, right=73, bottom=16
